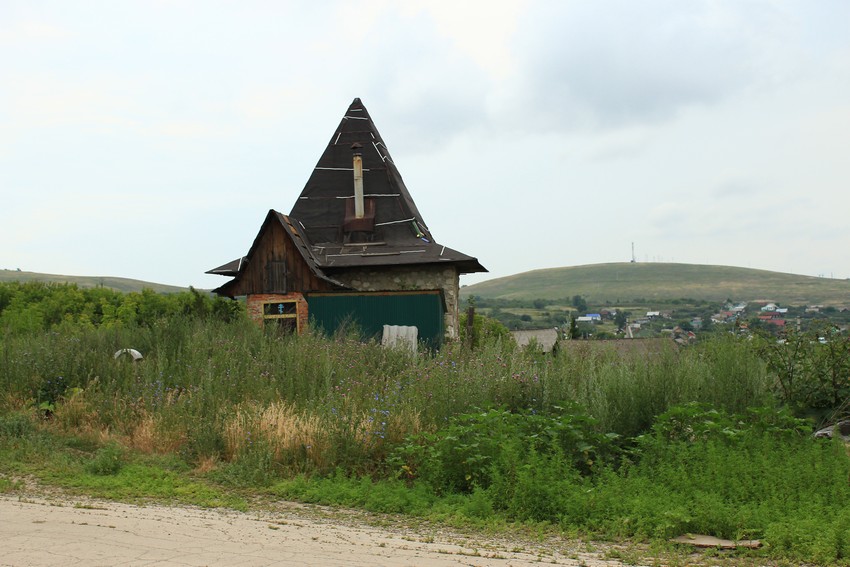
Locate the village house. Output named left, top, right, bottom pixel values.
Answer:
left=207, top=99, right=486, bottom=347
left=757, top=314, right=787, bottom=327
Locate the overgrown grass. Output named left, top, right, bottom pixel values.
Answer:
left=3, top=319, right=850, bottom=563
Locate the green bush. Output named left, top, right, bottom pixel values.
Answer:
left=0, top=412, right=36, bottom=439
left=388, top=405, right=617, bottom=495
left=587, top=405, right=850, bottom=556
left=85, top=443, right=125, bottom=476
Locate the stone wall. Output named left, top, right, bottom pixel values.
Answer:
left=331, top=265, right=461, bottom=339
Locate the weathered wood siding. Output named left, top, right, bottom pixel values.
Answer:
left=226, top=219, right=334, bottom=296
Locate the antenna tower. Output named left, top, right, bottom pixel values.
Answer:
left=631, top=242, right=636, bottom=263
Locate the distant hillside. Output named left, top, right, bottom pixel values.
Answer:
left=461, top=263, right=850, bottom=307
left=0, top=270, right=190, bottom=294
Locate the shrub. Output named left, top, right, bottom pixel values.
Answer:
left=388, top=405, right=618, bottom=495
left=589, top=404, right=850, bottom=552
left=85, top=443, right=125, bottom=476
left=0, top=412, right=36, bottom=439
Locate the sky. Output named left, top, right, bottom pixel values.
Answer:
left=2, top=0, right=849, bottom=289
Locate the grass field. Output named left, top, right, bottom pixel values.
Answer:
left=3, top=321, right=850, bottom=564
left=462, top=262, right=850, bottom=306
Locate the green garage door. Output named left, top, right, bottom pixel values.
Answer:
left=306, top=291, right=445, bottom=349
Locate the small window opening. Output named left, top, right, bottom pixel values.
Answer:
left=262, top=300, right=299, bottom=334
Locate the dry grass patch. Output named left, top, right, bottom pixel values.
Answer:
left=224, top=402, right=332, bottom=467
left=193, top=455, right=219, bottom=474
left=125, top=412, right=187, bottom=454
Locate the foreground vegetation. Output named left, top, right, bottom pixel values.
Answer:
left=3, top=281, right=850, bottom=564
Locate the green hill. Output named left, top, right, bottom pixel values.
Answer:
left=0, top=269, right=190, bottom=294
left=461, top=263, right=850, bottom=307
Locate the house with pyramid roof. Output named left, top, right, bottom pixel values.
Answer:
left=207, top=98, right=486, bottom=347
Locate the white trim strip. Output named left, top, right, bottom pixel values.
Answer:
left=315, top=167, right=371, bottom=171
left=326, top=253, right=398, bottom=257
left=372, top=141, right=388, bottom=162
left=344, top=115, right=368, bottom=120
left=335, top=193, right=400, bottom=199
left=375, top=217, right=415, bottom=226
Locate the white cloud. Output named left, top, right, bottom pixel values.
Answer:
left=2, top=1, right=850, bottom=286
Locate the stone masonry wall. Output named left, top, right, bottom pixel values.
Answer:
left=331, top=265, right=461, bottom=339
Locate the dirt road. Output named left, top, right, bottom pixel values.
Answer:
left=0, top=494, right=634, bottom=566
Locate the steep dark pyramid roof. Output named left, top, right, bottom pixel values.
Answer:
left=288, top=98, right=486, bottom=274
left=208, top=98, right=486, bottom=283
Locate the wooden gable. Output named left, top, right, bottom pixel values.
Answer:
left=214, top=211, right=341, bottom=298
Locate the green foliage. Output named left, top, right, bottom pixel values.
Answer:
left=0, top=281, right=243, bottom=335
left=755, top=324, right=850, bottom=414
left=571, top=294, right=588, bottom=313
left=5, top=288, right=850, bottom=563
left=388, top=405, right=617, bottom=496
left=614, top=310, right=629, bottom=331
left=272, top=471, right=439, bottom=516
left=0, top=412, right=37, bottom=439
left=458, top=310, right=510, bottom=349
left=211, top=439, right=278, bottom=487
left=592, top=405, right=850, bottom=559
left=567, top=314, right=579, bottom=339
left=636, top=402, right=808, bottom=448
left=35, top=375, right=69, bottom=416
left=85, top=443, right=125, bottom=475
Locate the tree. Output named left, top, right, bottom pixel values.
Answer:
left=614, top=310, right=629, bottom=332
left=458, top=311, right=511, bottom=349
left=568, top=315, right=580, bottom=340
left=571, top=295, right=588, bottom=313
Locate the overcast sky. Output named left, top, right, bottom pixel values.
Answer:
left=2, top=1, right=849, bottom=289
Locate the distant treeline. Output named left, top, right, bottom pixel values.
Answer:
left=0, top=281, right=242, bottom=334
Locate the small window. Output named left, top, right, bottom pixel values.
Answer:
left=262, top=300, right=299, bottom=334
left=263, top=302, right=297, bottom=316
